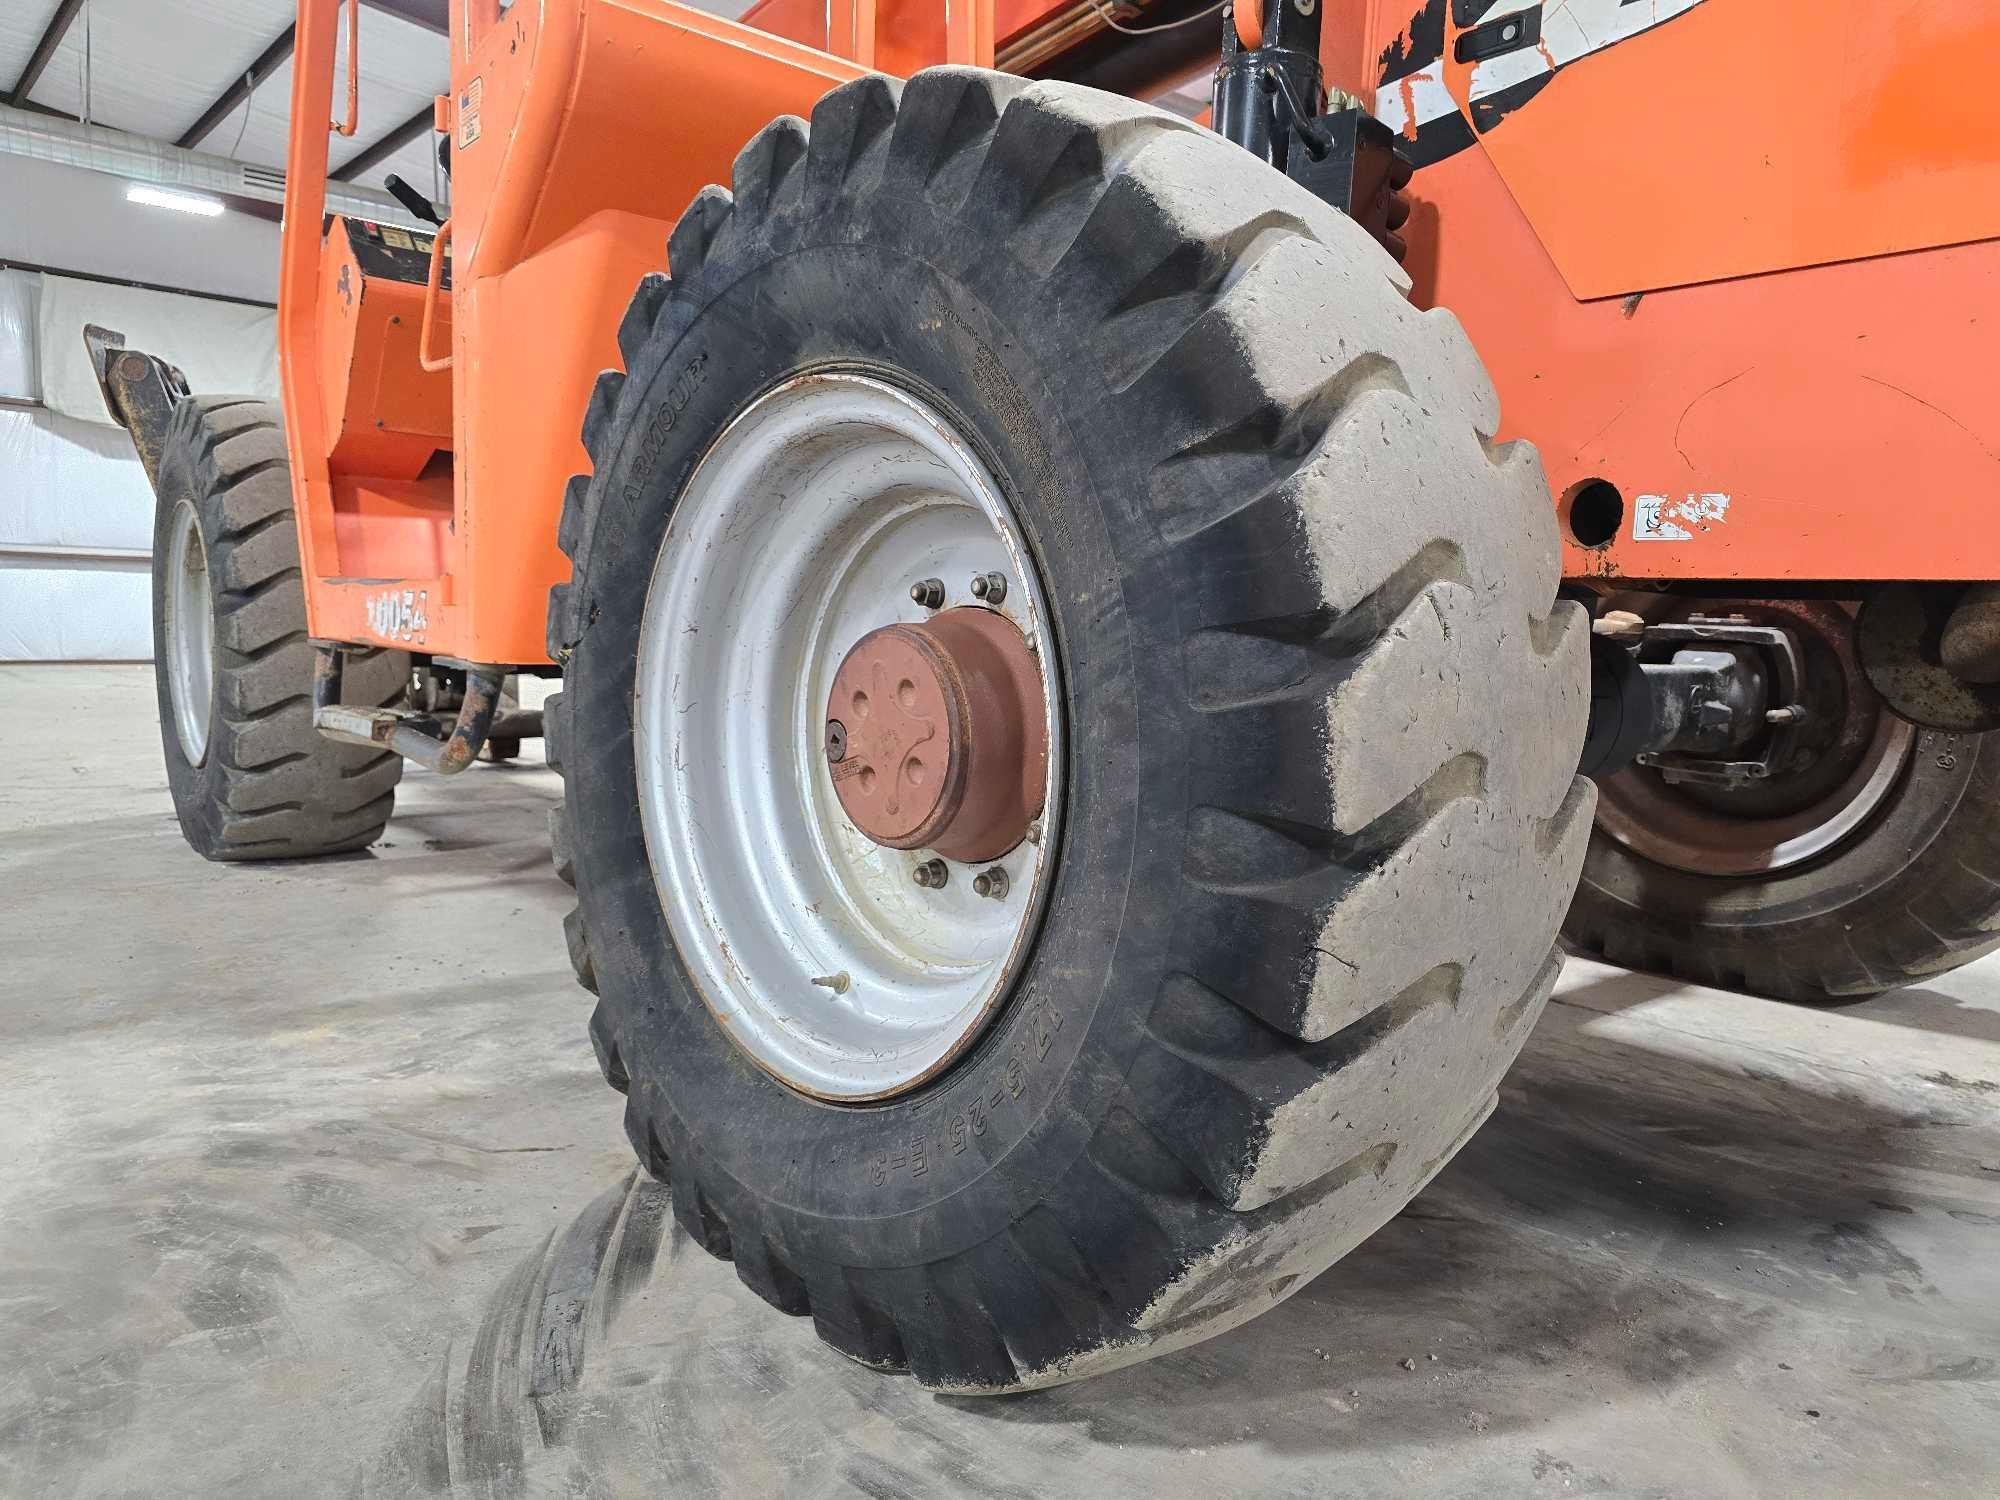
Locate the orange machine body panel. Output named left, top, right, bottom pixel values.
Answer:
left=311, top=217, right=456, bottom=601
left=1378, top=0, right=2000, bottom=298
left=1364, top=0, right=2000, bottom=585
left=278, top=0, right=2000, bottom=672
left=281, top=0, right=867, bottom=664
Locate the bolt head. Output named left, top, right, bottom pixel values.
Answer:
left=972, top=867, right=1010, bottom=899
left=910, top=578, right=946, bottom=610
left=970, top=572, right=1008, bottom=605
left=826, top=720, right=847, bottom=762
left=912, top=858, right=948, bottom=889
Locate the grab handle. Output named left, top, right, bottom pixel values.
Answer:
left=418, top=220, right=453, bottom=373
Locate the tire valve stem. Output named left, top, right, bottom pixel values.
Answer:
left=972, top=867, right=1010, bottom=900
left=912, top=858, right=949, bottom=889
left=910, top=578, right=946, bottom=610
left=970, top=572, right=1008, bottom=605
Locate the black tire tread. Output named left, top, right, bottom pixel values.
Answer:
left=153, top=396, right=406, bottom=860
left=545, top=70, right=1590, bottom=1391
left=1565, top=731, right=2000, bottom=1000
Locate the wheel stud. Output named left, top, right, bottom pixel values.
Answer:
left=970, top=572, right=1008, bottom=605
left=826, top=720, right=847, bottom=762
left=910, top=578, right=946, bottom=609
left=912, top=858, right=948, bottom=889
left=972, top=867, right=1010, bottom=899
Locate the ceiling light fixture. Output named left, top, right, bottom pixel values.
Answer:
left=126, top=185, right=225, bottom=217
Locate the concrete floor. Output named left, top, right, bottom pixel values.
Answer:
left=3, top=665, right=1998, bottom=1498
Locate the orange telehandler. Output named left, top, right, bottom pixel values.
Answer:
left=88, top=0, right=1999, bottom=1390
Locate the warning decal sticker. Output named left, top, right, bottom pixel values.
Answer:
left=457, top=76, right=482, bottom=151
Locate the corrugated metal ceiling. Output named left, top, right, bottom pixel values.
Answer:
left=2, top=0, right=780, bottom=217
left=6, top=0, right=452, bottom=198
left=31, top=0, right=301, bottom=144
left=0, top=5, right=61, bottom=97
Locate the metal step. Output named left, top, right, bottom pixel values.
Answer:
left=314, top=703, right=404, bottom=748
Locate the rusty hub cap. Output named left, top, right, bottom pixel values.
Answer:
left=828, top=608, right=1047, bottom=864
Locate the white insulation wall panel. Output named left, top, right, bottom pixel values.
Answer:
left=1, top=268, right=280, bottom=661
left=0, top=404, right=153, bottom=660
left=1, top=273, right=172, bottom=660
left=38, top=273, right=278, bottom=428
left=0, top=269, right=39, bottom=400
left=0, top=557, right=151, bottom=661
left=0, top=155, right=280, bottom=304
left=0, top=405, right=153, bottom=553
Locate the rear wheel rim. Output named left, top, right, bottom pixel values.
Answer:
left=164, top=500, right=215, bottom=767
left=1595, top=714, right=1915, bottom=876
left=633, top=372, right=1063, bottom=1102
left=1594, top=598, right=1917, bottom=877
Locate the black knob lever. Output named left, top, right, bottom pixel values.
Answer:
left=383, top=174, right=443, bottom=227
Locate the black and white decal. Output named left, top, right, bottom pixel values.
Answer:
left=1376, top=0, right=1710, bottom=166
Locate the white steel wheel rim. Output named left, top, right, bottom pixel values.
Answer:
left=634, top=372, right=1064, bottom=1102
left=165, top=499, right=216, bottom=767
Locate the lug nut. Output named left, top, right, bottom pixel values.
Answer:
left=825, top=720, right=847, bottom=762
left=912, top=859, right=949, bottom=889
left=910, top=578, right=946, bottom=609
left=971, top=867, right=1010, bottom=899
left=970, top=572, right=1008, bottom=605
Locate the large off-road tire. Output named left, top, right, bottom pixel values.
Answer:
left=151, top=395, right=406, bottom=860
left=1567, top=693, right=2000, bottom=999
left=547, top=69, right=1591, bottom=1391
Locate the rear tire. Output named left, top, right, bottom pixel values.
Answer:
left=1567, top=734, right=2000, bottom=1000
left=151, top=395, right=406, bottom=861
left=1564, top=594, right=2000, bottom=999
left=548, top=70, right=1591, bottom=1390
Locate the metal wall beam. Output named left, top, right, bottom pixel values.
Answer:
left=359, top=0, right=450, bottom=36
left=177, top=24, right=298, bottom=150
left=330, top=103, right=434, bottom=184
left=7, top=0, right=88, bottom=106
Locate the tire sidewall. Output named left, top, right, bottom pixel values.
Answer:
left=568, top=234, right=1221, bottom=1269
left=151, top=418, right=228, bottom=854
left=1581, top=728, right=1985, bottom=934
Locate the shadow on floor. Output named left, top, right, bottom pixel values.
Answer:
left=360, top=983, right=2000, bottom=1498
left=1558, top=952, right=2000, bottom=1048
